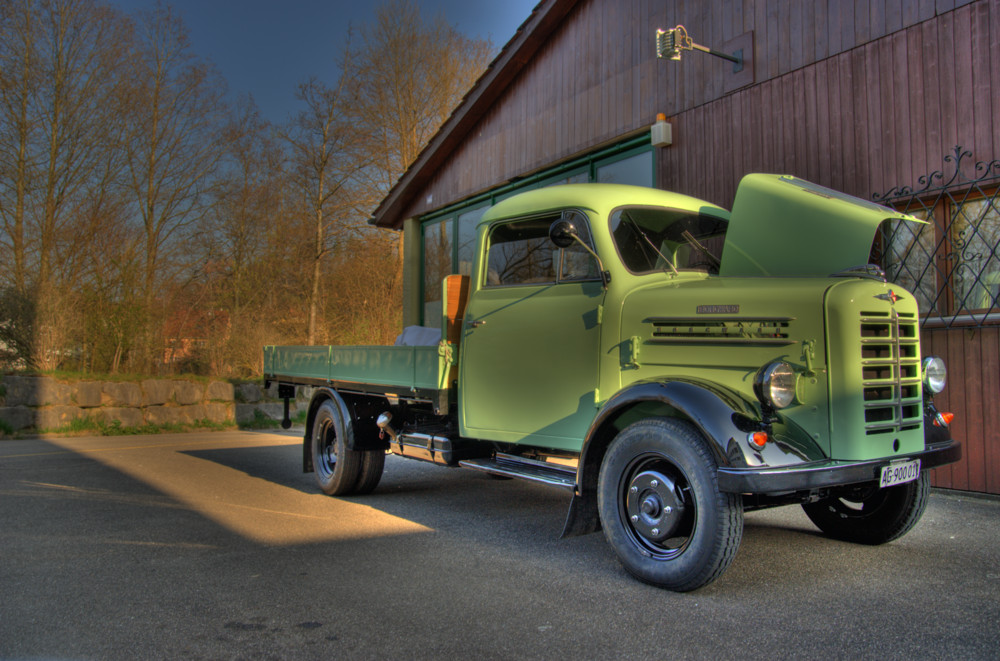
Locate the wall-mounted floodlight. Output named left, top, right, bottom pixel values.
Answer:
left=656, top=25, right=744, bottom=72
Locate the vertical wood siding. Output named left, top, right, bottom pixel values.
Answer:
left=923, top=327, right=1000, bottom=493
left=658, top=0, right=997, bottom=208
left=402, top=0, right=991, bottom=218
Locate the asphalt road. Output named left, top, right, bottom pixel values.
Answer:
left=1, top=430, right=998, bottom=660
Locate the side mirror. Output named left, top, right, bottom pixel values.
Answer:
left=548, top=218, right=611, bottom=288
left=549, top=219, right=580, bottom=248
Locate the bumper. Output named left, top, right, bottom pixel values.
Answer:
left=716, top=439, right=962, bottom=494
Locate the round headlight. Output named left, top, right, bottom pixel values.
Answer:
left=754, top=361, right=797, bottom=409
left=922, top=356, right=947, bottom=394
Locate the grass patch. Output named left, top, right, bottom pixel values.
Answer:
left=34, top=415, right=237, bottom=437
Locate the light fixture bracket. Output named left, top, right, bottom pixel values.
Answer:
left=656, top=25, right=744, bottom=73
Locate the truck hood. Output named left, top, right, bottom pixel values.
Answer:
left=719, top=174, right=924, bottom=277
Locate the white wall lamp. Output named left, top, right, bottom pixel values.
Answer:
left=651, top=113, right=672, bottom=148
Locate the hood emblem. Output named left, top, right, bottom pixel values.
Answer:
left=875, top=290, right=902, bottom=304
left=697, top=305, right=740, bottom=314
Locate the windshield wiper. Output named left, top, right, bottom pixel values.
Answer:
left=681, top=230, right=722, bottom=270
left=625, top=214, right=679, bottom=275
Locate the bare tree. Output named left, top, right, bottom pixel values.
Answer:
left=203, top=97, right=295, bottom=374
left=290, top=0, right=491, bottom=349
left=278, top=1, right=492, bottom=348
left=74, top=203, right=144, bottom=373
left=0, top=0, right=495, bottom=374
left=0, top=0, right=131, bottom=369
left=209, top=99, right=284, bottom=313
left=283, top=76, right=369, bottom=345
left=34, top=0, right=127, bottom=284
left=345, top=0, right=494, bottom=201
left=326, top=231, right=402, bottom=346
left=0, top=0, right=38, bottom=293
left=121, top=3, right=227, bottom=368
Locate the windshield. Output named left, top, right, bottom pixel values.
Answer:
left=610, top=207, right=729, bottom=274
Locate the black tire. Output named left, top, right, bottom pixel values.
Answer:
left=353, top=450, right=386, bottom=495
left=597, top=417, right=743, bottom=592
left=802, top=472, right=930, bottom=545
left=310, top=399, right=362, bottom=496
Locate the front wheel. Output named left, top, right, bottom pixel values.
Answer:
left=802, top=472, right=930, bottom=545
left=597, top=417, right=743, bottom=592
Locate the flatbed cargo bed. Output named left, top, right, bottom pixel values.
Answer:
left=263, top=344, right=451, bottom=411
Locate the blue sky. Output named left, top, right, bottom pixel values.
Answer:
left=107, top=0, right=539, bottom=124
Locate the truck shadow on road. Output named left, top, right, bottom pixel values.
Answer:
left=182, top=443, right=317, bottom=494
left=176, top=442, right=951, bottom=596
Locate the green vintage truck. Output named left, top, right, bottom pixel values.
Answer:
left=264, top=174, right=961, bottom=591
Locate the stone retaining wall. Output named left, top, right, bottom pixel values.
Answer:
left=0, top=376, right=309, bottom=433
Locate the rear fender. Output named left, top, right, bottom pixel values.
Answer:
left=302, top=388, right=388, bottom=474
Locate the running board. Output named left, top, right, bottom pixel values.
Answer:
left=459, top=453, right=577, bottom=491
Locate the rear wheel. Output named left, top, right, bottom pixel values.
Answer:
left=597, top=417, right=743, bottom=592
left=802, top=472, right=930, bottom=545
left=353, top=449, right=386, bottom=495
left=310, top=399, right=363, bottom=495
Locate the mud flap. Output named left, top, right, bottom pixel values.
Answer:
left=561, top=492, right=602, bottom=538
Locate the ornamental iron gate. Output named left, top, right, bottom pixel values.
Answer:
left=872, top=147, right=1000, bottom=329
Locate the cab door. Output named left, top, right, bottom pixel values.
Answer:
left=459, top=212, right=604, bottom=452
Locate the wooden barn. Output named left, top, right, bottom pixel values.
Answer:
left=370, top=0, right=1000, bottom=496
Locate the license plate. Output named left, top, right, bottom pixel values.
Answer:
left=879, top=459, right=921, bottom=488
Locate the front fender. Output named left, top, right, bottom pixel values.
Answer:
left=562, top=378, right=762, bottom=538
left=580, top=379, right=763, bottom=482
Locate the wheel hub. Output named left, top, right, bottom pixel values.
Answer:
left=626, top=470, right=685, bottom=543
left=317, top=424, right=338, bottom=471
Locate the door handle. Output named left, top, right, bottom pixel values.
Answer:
left=469, top=319, right=486, bottom=328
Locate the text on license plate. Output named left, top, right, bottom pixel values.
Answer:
left=880, top=459, right=921, bottom=488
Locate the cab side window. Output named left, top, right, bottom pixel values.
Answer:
left=485, top=216, right=556, bottom=286
left=485, top=212, right=599, bottom=287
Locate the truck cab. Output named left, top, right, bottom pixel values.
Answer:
left=264, top=174, right=960, bottom=591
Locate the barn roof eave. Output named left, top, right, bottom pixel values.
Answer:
left=369, top=0, right=581, bottom=230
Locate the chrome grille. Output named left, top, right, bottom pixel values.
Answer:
left=859, top=310, right=922, bottom=435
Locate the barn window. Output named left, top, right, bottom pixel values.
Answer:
left=874, top=148, right=1000, bottom=327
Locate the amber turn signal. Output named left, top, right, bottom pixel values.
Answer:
left=747, top=431, right=768, bottom=450
left=933, top=411, right=955, bottom=427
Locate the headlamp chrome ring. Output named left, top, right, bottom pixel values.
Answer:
left=754, top=361, right=797, bottom=410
